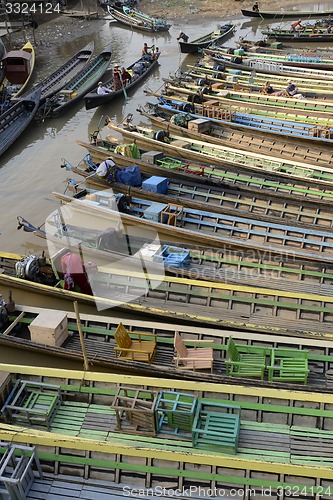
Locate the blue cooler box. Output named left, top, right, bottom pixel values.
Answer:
left=142, top=176, right=168, bottom=194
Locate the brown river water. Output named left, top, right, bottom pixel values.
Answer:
left=0, top=7, right=331, bottom=368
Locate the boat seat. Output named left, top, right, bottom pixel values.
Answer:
left=192, top=401, right=241, bottom=454
left=267, top=348, right=309, bottom=384
left=173, top=331, right=213, bottom=372
left=114, top=322, right=157, bottom=362
left=225, top=337, right=269, bottom=380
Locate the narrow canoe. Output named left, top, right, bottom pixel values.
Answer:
left=84, top=56, right=158, bottom=110
left=108, top=5, right=165, bottom=31
left=122, top=5, right=171, bottom=31
left=0, top=41, right=35, bottom=103
left=37, top=44, right=112, bottom=118
left=241, top=8, right=333, bottom=18
left=19, top=42, right=94, bottom=105
left=179, top=24, right=235, bottom=54
left=0, top=89, right=41, bottom=158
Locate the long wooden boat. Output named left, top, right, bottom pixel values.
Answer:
left=211, top=45, right=333, bottom=70
left=187, top=60, right=333, bottom=96
left=236, top=37, right=333, bottom=54
left=204, top=47, right=333, bottom=80
left=77, top=138, right=333, bottom=203
left=19, top=42, right=94, bottom=106
left=0, top=89, right=41, bottom=158
left=58, top=171, right=333, bottom=233
left=263, top=28, right=333, bottom=43
left=162, top=81, right=333, bottom=123
left=1, top=303, right=333, bottom=391
left=107, top=5, right=166, bottom=31
left=0, top=364, right=332, bottom=497
left=241, top=7, right=333, bottom=18
left=3, top=250, right=333, bottom=336
left=53, top=188, right=333, bottom=263
left=37, top=44, right=112, bottom=118
left=84, top=56, right=158, bottom=110
left=122, top=5, right=171, bottom=31
left=107, top=118, right=333, bottom=183
left=144, top=97, right=333, bottom=146
left=69, top=151, right=333, bottom=225
left=178, top=24, right=234, bottom=54
left=0, top=41, right=35, bottom=106
left=236, top=47, right=333, bottom=70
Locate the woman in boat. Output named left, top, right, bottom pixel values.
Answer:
left=261, top=81, right=274, bottom=94
left=121, top=67, right=132, bottom=86
left=113, top=64, right=122, bottom=91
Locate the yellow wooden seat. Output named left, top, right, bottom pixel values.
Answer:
left=174, top=332, right=213, bottom=372
left=114, top=323, right=157, bottom=362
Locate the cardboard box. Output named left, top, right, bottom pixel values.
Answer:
left=29, top=310, right=69, bottom=347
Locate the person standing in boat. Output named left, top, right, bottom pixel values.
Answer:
left=177, top=31, right=189, bottom=42
left=141, top=43, right=153, bottom=61
left=113, top=64, right=122, bottom=91
left=290, top=19, right=303, bottom=32
left=121, top=67, right=132, bottom=86
left=252, top=2, right=259, bottom=12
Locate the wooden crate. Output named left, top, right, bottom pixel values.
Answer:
left=188, top=119, right=211, bottom=134
left=29, top=310, right=68, bottom=347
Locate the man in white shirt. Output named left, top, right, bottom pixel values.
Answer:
left=97, top=82, right=112, bottom=95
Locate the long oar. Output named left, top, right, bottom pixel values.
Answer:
left=119, top=72, right=128, bottom=100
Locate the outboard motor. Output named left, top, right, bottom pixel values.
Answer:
left=15, top=255, right=42, bottom=281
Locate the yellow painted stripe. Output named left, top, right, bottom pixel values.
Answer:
left=0, top=364, right=332, bottom=404
left=98, top=266, right=333, bottom=304
left=0, top=425, right=330, bottom=479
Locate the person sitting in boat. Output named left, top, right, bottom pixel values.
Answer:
left=177, top=31, right=189, bottom=43
left=153, top=47, right=161, bottom=60
left=97, top=82, right=112, bottom=95
left=121, top=67, right=132, bottom=86
left=285, top=80, right=303, bottom=98
left=261, top=81, right=274, bottom=95
left=252, top=2, right=259, bottom=12
left=290, top=20, right=303, bottom=32
left=113, top=64, right=122, bottom=91
left=326, top=25, right=332, bottom=33
left=96, top=158, right=116, bottom=182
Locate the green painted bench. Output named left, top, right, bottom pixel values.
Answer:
left=225, top=337, right=269, bottom=380
left=192, top=401, right=241, bottom=454
left=267, top=348, right=309, bottom=384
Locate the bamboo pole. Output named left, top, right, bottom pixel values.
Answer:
left=73, top=301, right=90, bottom=371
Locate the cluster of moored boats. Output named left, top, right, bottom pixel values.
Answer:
left=1, top=2, right=333, bottom=498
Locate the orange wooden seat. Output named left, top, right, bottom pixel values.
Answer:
left=114, top=323, right=157, bottom=363
left=173, top=332, right=213, bottom=372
